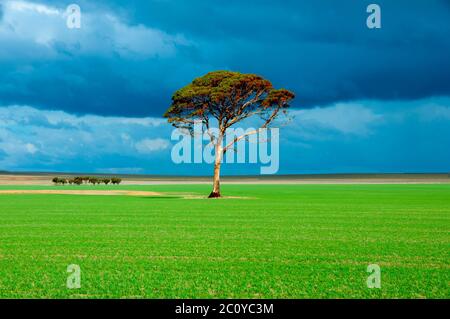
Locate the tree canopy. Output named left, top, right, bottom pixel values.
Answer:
left=164, top=71, right=295, bottom=136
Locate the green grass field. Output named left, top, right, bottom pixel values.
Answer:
left=0, top=184, right=448, bottom=298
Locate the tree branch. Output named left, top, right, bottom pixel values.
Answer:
left=223, top=106, right=281, bottom=153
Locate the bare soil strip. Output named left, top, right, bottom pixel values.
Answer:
left=1, top=174, right=448, bottom=185
left=0, top=189, right=252, bottom=199
left=0, top=190, right=162, bottom=196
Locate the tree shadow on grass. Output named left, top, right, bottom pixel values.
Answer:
left=138, top=196, right=184, bottom=200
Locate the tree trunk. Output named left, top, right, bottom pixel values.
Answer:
left=208, top=136, right=223, bottom=198
left=208, top=162, right=221, bottom=198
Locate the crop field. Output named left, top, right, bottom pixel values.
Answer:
left=0, top=184, right=449, bottom=298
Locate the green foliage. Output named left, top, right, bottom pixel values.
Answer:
left=52, top=177, right=67, bottom=185
left=88, top=177, right=99, bottom=185
left=73, top=177, right=83, bottom=185
left=164, top=71, right=295, bottom=134
left=111, top=177, right=122, bottom=185
left=51, top=176, right=118, bottom=186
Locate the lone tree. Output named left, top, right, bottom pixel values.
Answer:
left=164, top=71, right=295, bottom=198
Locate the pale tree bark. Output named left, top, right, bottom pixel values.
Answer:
left=208, top=134, right=223, bottom=198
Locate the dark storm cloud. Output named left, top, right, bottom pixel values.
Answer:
left=0, top=0, right=449, bottom=116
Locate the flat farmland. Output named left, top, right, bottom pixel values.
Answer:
left=0, top=184, right=448, bottom=298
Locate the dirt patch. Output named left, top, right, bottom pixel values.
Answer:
left=0, top=190, right=163, bottom=197
left=181, top=194, right=254, bottom=200
left=0, top=189, right=251, bottom=199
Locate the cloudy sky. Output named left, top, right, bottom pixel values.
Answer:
left=0, top=0, right=449, bottom=175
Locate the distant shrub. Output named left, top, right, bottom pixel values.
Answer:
left=88, top=177, right=99, bottom=185
left=51, top=176, right=121, bottom=185
left=52, top=177, right=67, bottom=185
left=111, top=178, right=122, bottom=185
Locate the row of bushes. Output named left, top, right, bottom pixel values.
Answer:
left=52, top=176, right=122, bottom=185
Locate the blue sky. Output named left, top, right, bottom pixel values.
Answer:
left=0, top=0, right=449, bottom=175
